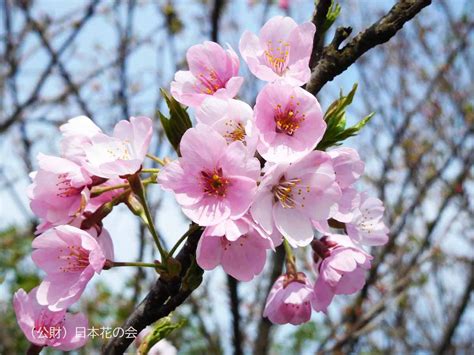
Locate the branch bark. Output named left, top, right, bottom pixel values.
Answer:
left=103, top=226, right=203, bottom=354
left=253, top=246, right=285, bottom=355
left=227, top=275, right=243, bottom=355
left=309, top=0, right=332, bottom=69
left=306, top=0, right=432, bottom=95
left=435, top=262, right=474, bottom=355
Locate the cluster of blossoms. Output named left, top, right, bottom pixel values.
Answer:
left=166, top=15, right=388, bottom=324
left=14, top=15, right=388, bottom=352
left=15, top=115, right=154, bottom=350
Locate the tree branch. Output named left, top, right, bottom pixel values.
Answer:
left=306, top=0, right=432, bottom=95
left=253, top=246, right=285, bottom=355
left=210, top=0, right=225, bottom=42
left=103, top=226, right=203, bottom=354
left=19, top=2, right=93, bottom=117
left=227, top=275, right=243, bottom=355
left=435, top=262, right=474, bottom=355
left=309, top=0, right=332, bottom=69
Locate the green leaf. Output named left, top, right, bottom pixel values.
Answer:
left=322, top=1, right=342, bottom=33
left=317, top=84, right=374, bottom=150
left=138, top=316, right=185, bottom=355
left=158, top=89, right=192, bottom=155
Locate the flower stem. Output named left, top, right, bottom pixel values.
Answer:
left=109, top=261, right=163, bottom=269
left=283, top=239, right=297, bottom=275
left=141, top=168, right=160, bottom=174
left=127, top=175, right=168, bottom=264
left=91, top=183, right=129, bottom=197
left=146, top=153, right=166, bottom=166
left=169, top=224, right=201, bottom=257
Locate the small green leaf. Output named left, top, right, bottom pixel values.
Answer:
left=138, top=316, right=185, bottom=355
left=317, top=84, right=374, bottom=150
left=181, top=257, right=203, bottom=292
left=322, top=1, right=342, bottom=33
left=158, top=89, right=192, bottom=155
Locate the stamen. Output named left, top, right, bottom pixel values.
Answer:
left=274, top=100, right=305, bottom=136
left=200, top=168, right=230, bottom=197
left=264, top=39, right=290, bottom=75
left=57, top=245, right=90, bottom=272
left=272, top=176, right=302, bottom=208
left=223, top=120, right=246, bottom=143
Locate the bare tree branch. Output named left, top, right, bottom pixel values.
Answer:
left=227, top=275, right=243, bottom=355
left=103, top=226, right=203, bottom=354
left=306, top=0, right=432, bottom=95
left=253, top=246, right=285, bottom=355
left=435, top=262, right=474, bottom=355
left=309, top=0, right=332, bottom=69
left=19, top=2, right=93, bottom=117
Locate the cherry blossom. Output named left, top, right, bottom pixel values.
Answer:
left=263, top=273, right=313, bottom=325
left=32, top=226, right=114, bottom=311
left=197, top=226, right=271, bottom=281
left=83, top=116, right=153, bottom=179
left=346, top=192, right=389, bottom=246
left=196, top=97, right=258, bottom=154
left=171, top=41, right=243, bottom=107
left=59, top=115, right=102, bottom=164
left=28, top=154, right=92, bottom=232
left=312, top=234, right=372, bottom=313
left=251, top=151, right=341, bottom=247
left=254, top=83, right=326, bottom=163
left=158, top=124, right=260, bottom=226
left=239, top=16, right=315, bottom=86
left=13, top=287, right=88, bottom=351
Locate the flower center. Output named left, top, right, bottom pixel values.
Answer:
left=56, top=174, right=81, bottom=198
left=223, top=120, right=246, bottom=143
left=272, top=176, right=302, bottom=208
left=57, top=245, right=90, bottom=272
left=274, top=100, right=305, bottom=136
left=197, top=68, right=225, bottom=94
left=200, top=168, right=230, bottom=197
left=34, top=310, right=65, bottom=339
left=264, top=39, right=290, bottom=75
left=106, top=139, right=132, bottom=160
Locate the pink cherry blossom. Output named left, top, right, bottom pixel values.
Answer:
left=32, top=225, right=114, bottom=311
left=346, top=192, right=389, bottom=246
left=171, top=41, right=243, bottom=107
left=196, top=97, right=258, bottom=154
left=83, top=116, right=153, bottom=179
left=329, top=147, right=365, bottom=189
left=158, top=124, right=260, bottom=226
left=13, top=287, right=88, bottom=350
left=197, top=225, right=271, bottom=281
left=239, top=16, right=315, bottom=86
left=312, top=234, right=372, bottom=313
left=28, top=154, right=92, bottom=231
left=59, top=115, right=102, bottom=164
left=263, top=273, right=313, bottom=325
left=203, top=213, right=282, bottom=248
left=251, top=151, right=341, bottom=247
left=254, top=83, right=326, bottom=163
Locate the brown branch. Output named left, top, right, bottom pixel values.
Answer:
left=435, top=262, right=474, bottom=355
left=210, top=0, right=225, bottom=42
left=19, top=2, right=93, bottom=117
left=227, top=275, right=243, bottom=355
left=306, top=0, right=432, bottom=95
left=103, top=226, right=203, bottom=354
left=0, top=0, right=99, bottom=133
left=309, top=0, right=332, bottom=69
left=253, top=246, right=285, bottom=355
